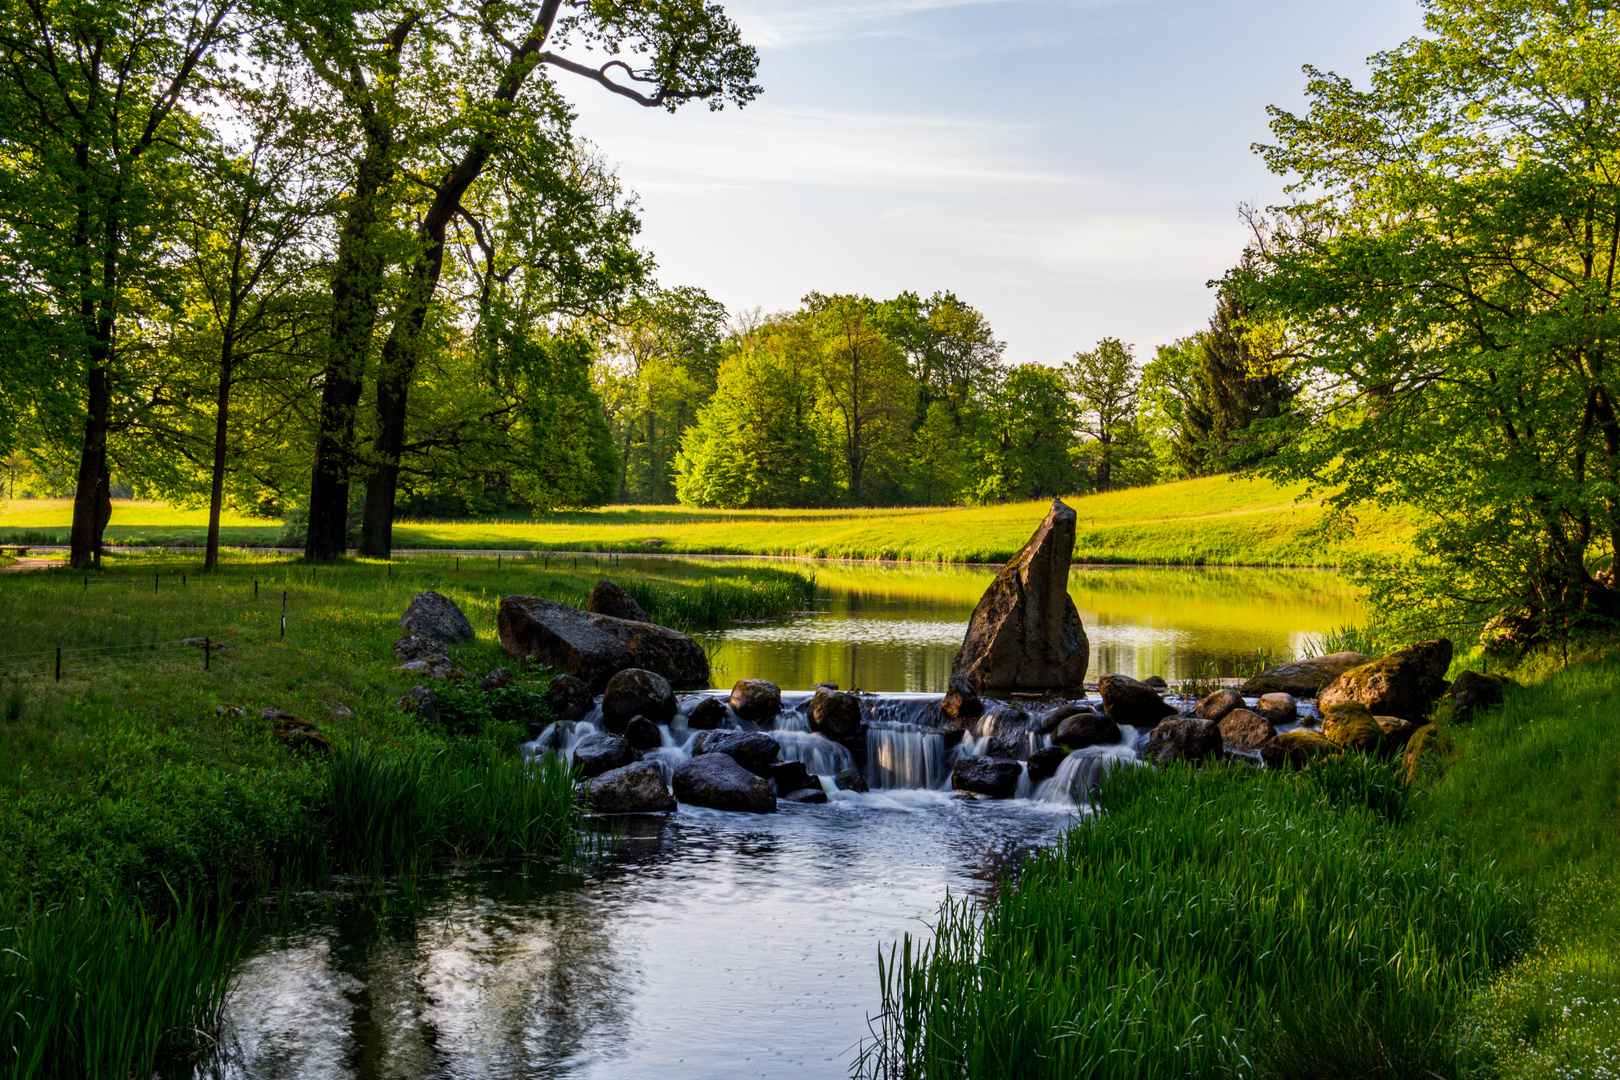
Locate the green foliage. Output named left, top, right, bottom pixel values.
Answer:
left=970, top=363, right=1078, bottom=503
left=1238, top=0, right=1620, bottom=633
left=0, top=896, right=240, bottom=1080
left=862, top=762, right=1525, bottom=1079
left=1304, top=750, right=1410, bottom=824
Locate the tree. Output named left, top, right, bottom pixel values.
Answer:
left=0, top=0, right=246, bottom=567
left=806, top=293, right=915, bottom=504
left=1236, top=0, right=1620, bottom=636
left=880, top=291, right=1003, bottom=429
left=1067, top=337, right=1141, bottom=492
left=1139, top=335, right=1212, bottom=479
left=674, top=317, right=835, bottom=508
left=969, top=363, right=1076, bottom=502
left=1196, top=283, right=1291, bottom=469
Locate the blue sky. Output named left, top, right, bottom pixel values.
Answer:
left=561, top=0, right=1425, bottom=365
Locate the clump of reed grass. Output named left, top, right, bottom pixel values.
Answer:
left=1302, top=622, right=1386, bottom=659
left=618, top=571, right=817, bottom=629
left=0, top=895, right=239, bottom=1080
left=860, top=761, right=1526, bottom=1080
left=325, top=741, right=576, bottom=872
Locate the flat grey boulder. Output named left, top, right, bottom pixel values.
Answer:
left=1240, top=652, right=1371, bottom=698
left=602, top=668, right=676, bottom=732
left=583, top=760, right=675, bottom=814
left=573, top=732, right=634, bottom=779
left=498, top=595, right=709, bottom=692
left=588, top=579, right=650, bottom=622
left=400, top=591, right=475, bottom=645
left=951, top=757, right=1022, bottom=798
left=952, top=498, right=1089, bottom=694
left=673, top=753, right=776, bottom=812
left=692, top=730, right=781, bottom=773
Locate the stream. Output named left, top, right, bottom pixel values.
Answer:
left=205, top=565, right=1360, bottom=1080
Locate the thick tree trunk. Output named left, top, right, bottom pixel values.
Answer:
left=357, top=278, right=433, bottom=558
left=69, top=365, right=110, bottom=569
left=205, top=347, right=232, bottom=571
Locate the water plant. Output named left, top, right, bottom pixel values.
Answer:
left=860, top=761, right=1526, bottom=1079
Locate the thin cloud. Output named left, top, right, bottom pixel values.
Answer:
left=731, top=0, right=1143, bottom=49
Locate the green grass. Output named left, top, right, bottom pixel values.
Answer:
left=862, top=758, right=1526, bottom=1079
left=0, top=474, right=1418, bottom=565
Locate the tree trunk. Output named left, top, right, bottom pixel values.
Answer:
left=205, top=345, right=232, bottom=571
left=69, top=365, right=110, bottom=569
left=358, top=264, right=435, bottom=558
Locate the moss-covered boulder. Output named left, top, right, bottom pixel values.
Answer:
left=1260, top=729, right=1340, bottom=769
left=1318, top=638, right=1453, bottom=722
left=1446, top=669, right=1517, bottom=722
left=1402, top=722, right=1456, bottom=785
left=1320, top=702, right=1385, bottom=753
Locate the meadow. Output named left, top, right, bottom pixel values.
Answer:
left=0, top=473, right=1419, bottom=566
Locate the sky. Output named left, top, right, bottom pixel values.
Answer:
left=557, top=0, right=1426, bottom=366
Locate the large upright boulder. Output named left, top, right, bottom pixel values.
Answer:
left=497, top=595, right=709, bottom=692
left=400, top=591, right=475, bottom=645
left=952, top=499, right=1089, bottom=693
left=1318, top=639, right=1453, bottom=723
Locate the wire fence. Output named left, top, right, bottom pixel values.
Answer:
left=0, top=633, right=284, bottom=681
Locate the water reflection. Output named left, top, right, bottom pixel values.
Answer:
left=698, top=563, right=1362, bottom=692
left=210, top=799, right=1073, bottom=1080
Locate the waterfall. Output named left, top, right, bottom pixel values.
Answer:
left=864, top=722, right=950, bottom=790
left=1036, top=744, right=1141, bottom=806
left=772, top=729, right=855, bottom=776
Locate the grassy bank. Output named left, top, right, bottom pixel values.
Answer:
left=0, top=474, right=1418, bottom=565
left=863, top=758, right=1526, bottom=1079
left=0, top=551, right=811, bottom=1074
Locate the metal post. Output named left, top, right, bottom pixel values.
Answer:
left=204, top=637, right=210, bottom=671
left=182, top=573, right=186, bottom=587
left=387, top=562, right=391, bottom=578
left=84, top=576, right=88, bottom=590
left=254, top=579, right=259, bottom=599
left=281, top=591, right=287, bottom=638
left=55, top=647, right=61, bottom=682
left=456, top=557, right=460, bottom=571
left=154, top=573, right=159, bottom=592
left=497, top=554, right=501, bottom=571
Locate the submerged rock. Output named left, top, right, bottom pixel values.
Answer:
left=587, top=579, right=650, bottom=623
left=1254, top=692, right=1298, bottom=726
left=673, top=753, right=776, bottom=812
left=400, top=590, right=475, bottom=645
left=624, top=715, right=664, bottom=752
left=1217, top=708, right=1276, bottom=749
left=952, top=498, right=1089, bottom=694
left=1318, top=639, right=1453, bottom=722
left=573, top=732, right=635, bottom=778
left=1051, top=711, right=1121, bottom=750
left=729, top=678, right=782, bottom=722
left=1240, top=652, right=1371, bottom=698
left=1025, top=745, right=1070, bottom=784
left=834, top=767, right=869, bottom=793
left=1261, top=729, right=1340, bottom=769
left=684, top=697, right=726, bottom=730
left=951, top=757, right=1023, bottom=798
left=602, top=668, right=677, bottom=732
left=497, top=595, right=709, bottom=691
left=1099, top=674, right=1177, bottom=727
left=782, top=786, right=828, bottom=804
left=1446, top=669, right=1516, bottom=722
left=1142, top=717, right=1222, bottom=764
left=584, top=760, right=675, bottom=814
left=545, top=673, right=594, bottom=726
left=1194, top=688, right=1244, bottom=721
left=692, top=730, right=780, bottom=773
left=764, top=759, right=813, bottom=794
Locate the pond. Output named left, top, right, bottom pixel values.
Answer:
left=207, top=564, right=1362, bottom=1080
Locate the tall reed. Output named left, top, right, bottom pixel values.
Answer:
left=0, top=896, right=239, bottom=1080
left=861, top=762, right=1526, bottom=1079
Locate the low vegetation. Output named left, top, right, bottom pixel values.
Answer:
left=0, top=551, right=812, bottom=1073
left=0, top=473, right=1417, bottom=566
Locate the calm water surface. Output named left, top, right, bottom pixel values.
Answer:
left=211, top=564, right=1362, bottom=1080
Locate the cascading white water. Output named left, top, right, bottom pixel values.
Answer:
left=1035, top=743, right=1141, bottom=805
left=864, top=722, right=951, bottom=790
left=772, top=729, right=854, bottom=776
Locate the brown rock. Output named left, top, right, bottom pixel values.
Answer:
left=808, top=688, right=864, bottom=743
left=1218, top=708, right=1277, bottom=749
left=624, top=715, right=663, bottom=752
left=1261, top=729, right=1340, bottom=769
left=1099, top=674, right=1177, bottom=727
left=480, top=667, right=516, bottom=693
left=1026, top=745, right=1070, bottom=784
left=1254, top=692, right=1298, bottom=726
left=1320, top=702, right=1384, bottom=753
left=941, top=674, right=983, bottom=721
left=1375, top=715, right=1417, bottom=755
left=1051, top=711, right=1122, bottom=750
left=1318, top=639, right=1453, bottom=722
left=1142, top=717, right=1222, bottom=763
left=1195, top=688, right=1244, bottom=721
left=587, top=579, right=650, bottom=622
left=729, top=678, right=782, bottom=722
left=951, top=498, right=1089, bottom=693
left=498, top=595, right=709, bottom=692
left=1240, top=652, right=1372, bottom=697
left=1446, top=669, right=1516, bottom=722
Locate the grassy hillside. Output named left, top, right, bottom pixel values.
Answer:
left=0, top=474, right=1417, bottom=566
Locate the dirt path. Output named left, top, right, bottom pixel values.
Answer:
left=0, top=556, right=66, bottom=573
